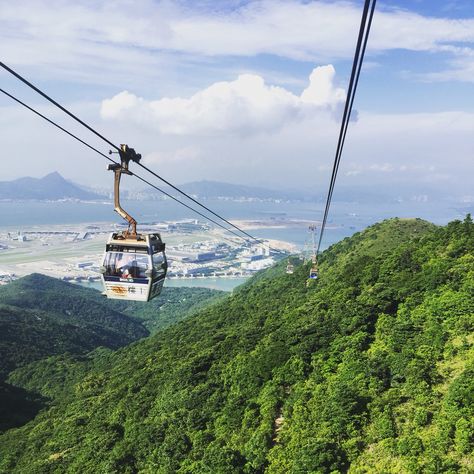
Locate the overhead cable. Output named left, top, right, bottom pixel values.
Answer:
left=316, top=0, right=376, bottom=255
left=0, top=87, right=256, bottom=245
left=0, top=62, right=120, bottom=153
left=0, top=61, right=264, bottom=245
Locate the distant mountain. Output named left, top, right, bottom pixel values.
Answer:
left=0, top=274, right=224, bottom=432
left=108, top=286, right=226, bottom=334
left=0, top=273, right=149, bottom=432
left=177, top=180, right=313, bottom=201
left=0, top=172, right=103, bottom=201
left=0, top=273, right=226, bottom=375
left=144, top=180, right=402, bottom=204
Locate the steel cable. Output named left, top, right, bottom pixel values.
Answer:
left=0, top=61, right=270, bottom=248
left=0, top=62, right=268, bottom=246
left=316, top=0, right=376, bottom=255
left=0, top=87, right=257, bottom=246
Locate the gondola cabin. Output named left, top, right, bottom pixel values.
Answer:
left=309, top=267, right=318, bottom=279
left=100, top=232, right=167, bottom=301
left=286, top=263, right=294, bottom=274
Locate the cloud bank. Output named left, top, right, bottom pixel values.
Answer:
left=2, top=1, right=474, bottom=84
left=101, top=65, right=345, bottom=135
left=1, top=0, right=473, bottom=201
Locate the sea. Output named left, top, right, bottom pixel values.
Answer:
left=0, top=198, right=467, bottom=292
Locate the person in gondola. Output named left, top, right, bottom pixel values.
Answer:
left=120, top=257, right=139, bottom=279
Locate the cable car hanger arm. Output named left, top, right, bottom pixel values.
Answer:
left=0, top=65, right=285, bottom=254
left=108, top=144, right=142, bottom=238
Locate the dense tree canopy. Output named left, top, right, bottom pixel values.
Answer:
left=0, top=217, right=473, bottom=473
left=0, top=276, right=222, bottom=433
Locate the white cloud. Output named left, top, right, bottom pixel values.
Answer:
left=368, top=163, right=395, bottom=172
left=144, top=146, right=201, bottom=166
left=2, top=1, right=474, bottom=85
left=100, top=65, right=345, bottom=135
left=1, top=0, right=473, bottom=198
left=2, top=94, right=474, bottom=197
left=300, top=66, right=345, bottom=106
left=417, top=46, right=474, bottom=83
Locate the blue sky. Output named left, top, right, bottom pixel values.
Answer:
left=1, top=0, right=473, bottom=203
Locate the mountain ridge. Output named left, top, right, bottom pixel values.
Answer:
left=1, top=217, right=472, bottom=472
left=143, top=179, right=402, bottom=203
left=0, top=273, right=150, bottom=379
left=0, top=172, right=102, bottom=201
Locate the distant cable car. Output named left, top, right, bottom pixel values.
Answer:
left=307, top=225, right=319, bottom=282
left=286, top=263, right=294, bottom=274
left=308, top=253, right=319, bottom=280
left=100, top=145, right=167, bottom=301
left=309, top=266, right=318, bottom=279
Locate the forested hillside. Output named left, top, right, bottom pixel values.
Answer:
left=106, top=286, right=226, bottom=334
left=0, top=276, right=223, bottom=433
left=0, top=217, right=473, bottom=473
left=0, top=274, right=148, bottom=379
left=0, top=274, right=225, bottom=370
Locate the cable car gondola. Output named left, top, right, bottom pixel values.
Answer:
left=306, top=260, right=318, bottom=286
left=286, top=263, right=294, bottom=274
left=309, top=265, right=318, bottom=279
left=100, top=145, right=167, bottom=301
left=307, top=224, right=319, bottom=281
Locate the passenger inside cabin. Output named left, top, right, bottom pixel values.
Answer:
left=104, top=252, right=148, bottom=278
left=120, top=254, right=149, bottom=279
left=121, top=259, right=139, bottom=279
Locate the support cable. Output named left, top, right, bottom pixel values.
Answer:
left=0, top=87, right=256, bottom=245
left=0, top=61, right=264, bottom=245
left=0, top=62, right=120, bottom=152
left=316, top=0, right=376, bottom=255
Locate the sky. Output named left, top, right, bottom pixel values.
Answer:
left=1, top=0, right=473, bottom=202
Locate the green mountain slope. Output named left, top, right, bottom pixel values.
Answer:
left=1, top=218, right=473, bottom=473
left=105, top=286, right=226, bottom=334
left=0, top=274, right=149, bottom=344
left=0, top=274, right=225, bottom=362
left=0, top=274, right=151, bottom=382
left=0, top=275, right=149, bottom=433
left=0, top=382, right=44, bottom=433
left=0, top=304, right=129, bottom=378
left=0, top=275, right=222, bottom=433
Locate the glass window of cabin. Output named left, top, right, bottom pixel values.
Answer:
left=105, top=251, right=149, bottom=278
left=152, top=252, right=166, bottom=275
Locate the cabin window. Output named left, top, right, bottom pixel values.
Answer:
left=152, top=252, right=167, bottom=276
left=104, top=251, right=149, bottom=279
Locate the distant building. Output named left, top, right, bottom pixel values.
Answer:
left=168, top=251, right=218, bottom=263
left=75, top=232, right=91, bottom=240
left=0, top=273, right=16, bottom=284
left=174, top=220, right=210, bottom=232
left=154, top=223, right=177, bottom=232
left=184, top=266, right=220, bottom=276
left=241, top=258, right=274, bottom=271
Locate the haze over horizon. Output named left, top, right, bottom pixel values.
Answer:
left=1, top=0, right=473, bottom=205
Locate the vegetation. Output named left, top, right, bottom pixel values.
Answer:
left=0, top=273, right=150, bottom=355
left=106, top=286, right=226, bottom=334
left=0, top=274, right=224, bottom=372
left=0, top=382, right=44, bottom=433
left=0, top=217, right=473, bottom=473
left=0, top=276, right=222, bottom=433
